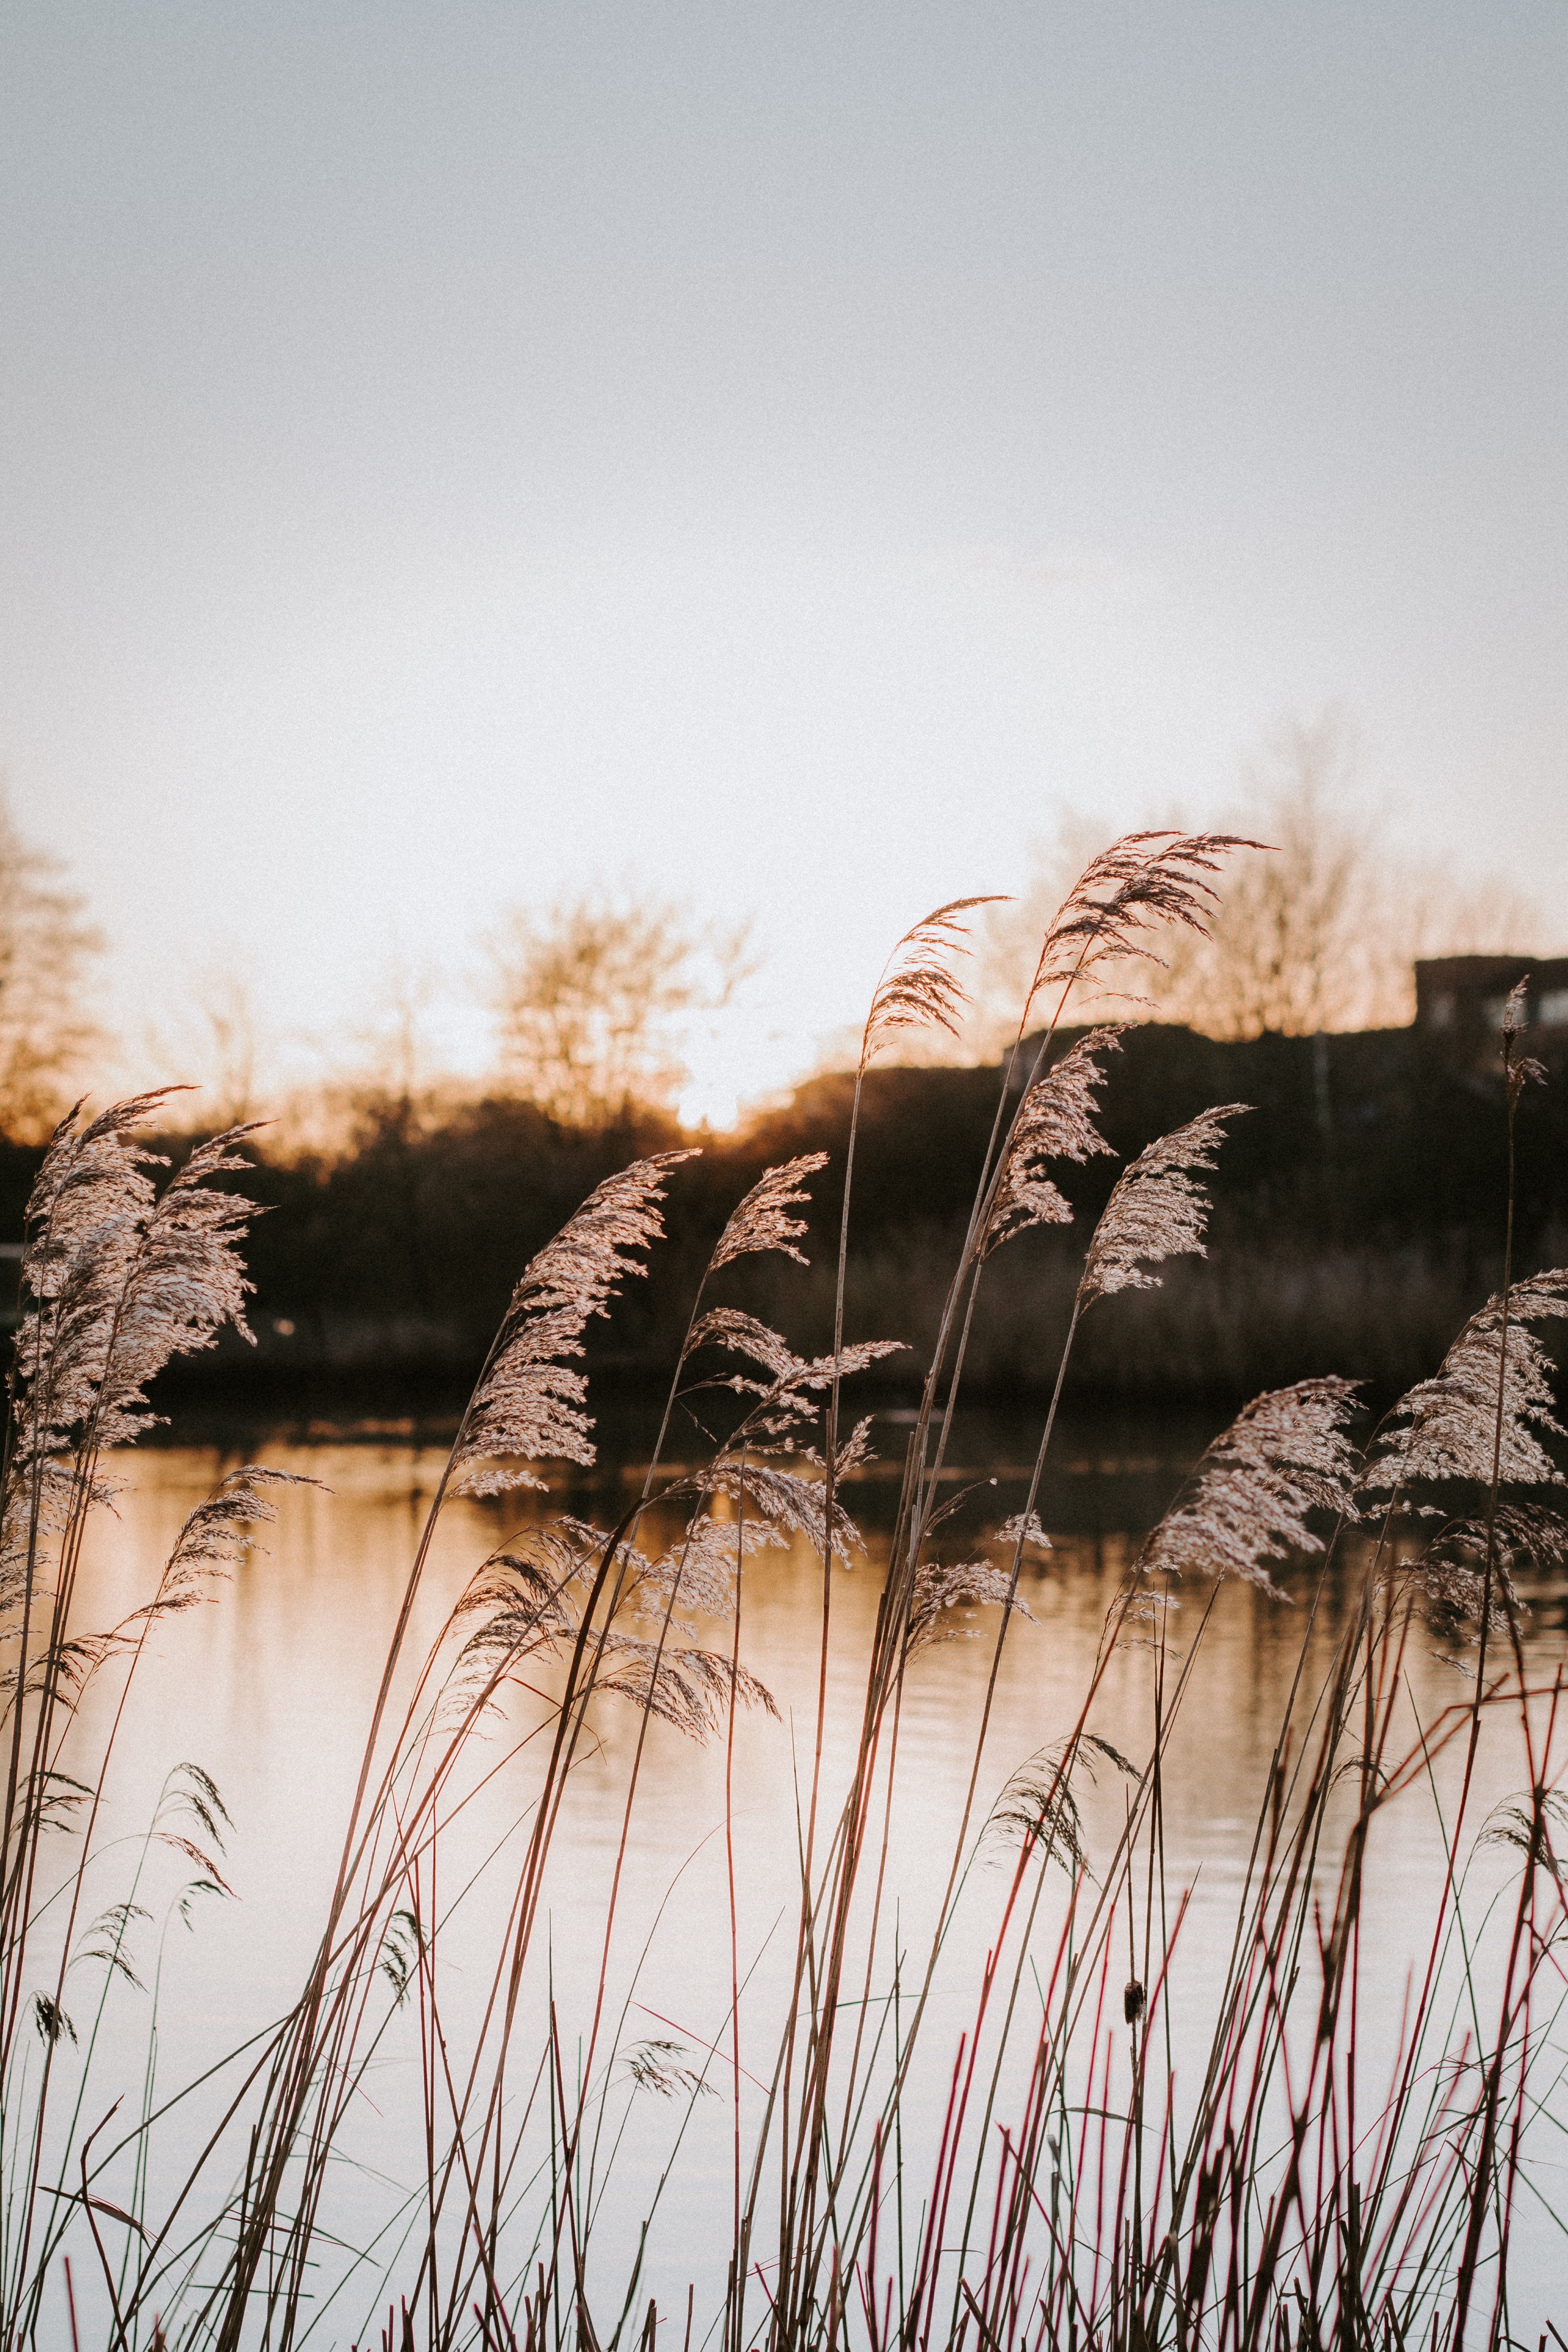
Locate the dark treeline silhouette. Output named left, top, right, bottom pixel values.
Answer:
left=4, top=1020, right=1563, bottom=1413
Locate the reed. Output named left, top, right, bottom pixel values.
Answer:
left=2, top=849, right=1565, bottom=2351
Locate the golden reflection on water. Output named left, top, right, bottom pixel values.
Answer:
left=48, top=1439, right=1568, bottom=2326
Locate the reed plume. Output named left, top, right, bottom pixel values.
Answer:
left=904, top=1559, right=1034, bottom=1657
left=982, top=1025, right=1122, bottom=1255
left=1020, top=829, right=1263, bottom=1027
left=1079, top=1103, right=1249, bottom=1303
left=710, top=1152, right=828, bottom=1270
left=1135, top=1374, right=1362, bottom=1595
left=449, top=1148, right=697, bottom=1494
left=1361, top=1269, right=1568, bottom=1496
left=859, top=898, right=1005, bottom=1068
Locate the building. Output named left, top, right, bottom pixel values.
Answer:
left=1414, top=955, right=1568, bottom=1046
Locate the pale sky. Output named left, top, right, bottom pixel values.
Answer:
left=3, top=3, right=1565, bottom=1123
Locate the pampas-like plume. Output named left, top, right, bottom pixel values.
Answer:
left=1078, top=1103, right=1248, bottom=1303
left=9, top=1097, right=262, bottom=1469
left=989, top=1736, right=1139, bottom=1873
left=1022, top=831, right=1261, bottom=1026
left=710, top=1154, right=828, bottom=1271
left=1362, top=1271, right=1568, bottom=1498
left=983, top=1027, right=1123, bottom=1256
left=595, top=1633, right=779, bottom=1739
left=136, top=1466, right=323, bottom=1622
left=16, top=1467, right=325, bottom=1709
left=993, top=1512, right=1051, bottom=1553
left=904, top=1560, right=1035, bottom=1657
left=1136, top=1377, right=1362, bottom=1596
left=625, top=1513, right=786, bottom=1628
left=442, top=1536, right=584, bottom=1719
left=860, top=898, right=1007, bottom=1069
left=701, top=1456, right=864, bottom=1559
left=686, top=1308, right=905, bottom=1410
left=449, top=1150, right=697, bottom=1495
left=3, top=1099, right=264, bottom=1655
left=684, top=1307, right=803, bottom=1390
left=1409, top=1503, right=1568, bottom=1644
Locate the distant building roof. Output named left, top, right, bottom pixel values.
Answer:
left=1415, top=955, right=1568, bottom=1036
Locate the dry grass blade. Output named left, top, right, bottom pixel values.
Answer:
left=860, top=898, right=1007, bottom=1069
left=710, top=1154, right=828, bottom=1271
left=450, top=1149, right=697, bottom=1494
left=1136, top=1376, right=1362, bottom=1596
left=983, top=1027, right=1123, bottom=1256
left=1363, top=1270, right=1568, bottom=1496
left=1079, top=1102, right=1248, bottom=1303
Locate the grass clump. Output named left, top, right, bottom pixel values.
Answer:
left=2, top=846, right=1566, bottom=2350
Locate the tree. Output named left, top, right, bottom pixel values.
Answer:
left=975, top=716, right=1541, bottom=1045
left=487, top=895, right=753, bottom=1125
left=0, top=789, right=105, bottom=1137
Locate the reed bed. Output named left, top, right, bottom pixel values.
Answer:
left=3, top=836, right=1566, bottom=2351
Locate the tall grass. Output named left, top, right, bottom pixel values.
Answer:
left=2, top=847, right=1566, bottom=2350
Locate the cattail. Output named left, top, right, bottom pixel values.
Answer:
left=859, top=898, right=1006, bottom=1070
left=450, top=1150, right=697, bottom=1495
left=1362, top=1271, right=1568, bottom=1497
left=709, top=1154, right=828, bottom=1271
left=1136, top=1376, right=1362, bottom=1596
left=1079, top=1104, right=1248, bottom=1303
left=983, top=1027, right=1123, bottom=1256
left=1022, top=831, right=1262, bottom=1027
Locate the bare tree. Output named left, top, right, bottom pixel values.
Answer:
left=974, top=717, right=1541, bottom=1045
left=0, top=788, right=105, bottom=1137
left=1152, top=717, right=1368, bottom=1036
left=487, top=894, right=754, bottom=1125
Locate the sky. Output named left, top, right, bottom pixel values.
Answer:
left=2, top=2, right=1565, bottom=1125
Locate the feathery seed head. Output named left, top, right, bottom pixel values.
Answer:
left=5, top=1100, right=264, bottom=1629
left=1078, top=1103, right=1247, bottom=1304
left=984, top=1027, right=1123, bottom=1256
left=1409, top=1503, right=1566, bottom=1645
left=1023, top=832, right=1263, bottom=1027
left=450, top=1150, right=697, bottom=1495
left=904, top=1558, right=1035, bottom=1657
left=1362, top=1272, right=1568, bottom=1499
left=1137, top=1376, right=1362, bottom=1596
left=860, top=897, right=1008, bottom=1070
left=710, top=1153, right=828, bottom=1272
left=1502, top=977, right=1529, bottom=1034
left=994, top=1511, right=1052, bottom=1553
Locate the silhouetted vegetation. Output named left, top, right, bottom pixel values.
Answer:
left=5, top=1013, right=1558, bottom=1418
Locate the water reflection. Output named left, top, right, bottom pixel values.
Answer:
left=47, top=1413, right=1568, bottom=2335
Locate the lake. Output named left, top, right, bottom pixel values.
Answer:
left=33, top=1405, right=1568, bottom=2345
